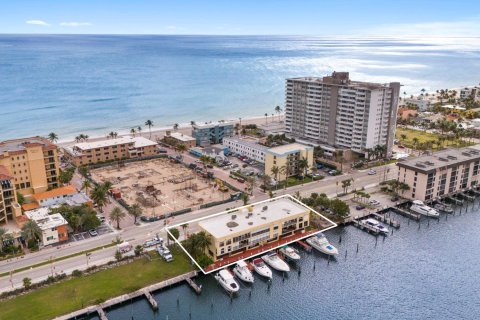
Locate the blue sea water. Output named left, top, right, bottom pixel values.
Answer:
left=1, top=35, right=480, bottom=141
left=103, top=207, right=480, bottom=320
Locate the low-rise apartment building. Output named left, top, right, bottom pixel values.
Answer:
left=64, top=136, right=157, bottom=166
left=0, top=166, right=21, bottom=224
left=192, top=121, right=234, bottom=146
left=0, top=137, right=60, bottom=196
left=396, top=147, right=480, bottom=201
left=21, top=185, right=92, bottom=211
left=163, top=132, right=196, bottom=148
left=198, top=196, right=310, bottom=261
left=265, top=143, right=314, bottom=180
left=24, top=208, right=69, bottom=246
left=460, top=87, right=480, bottom=102
left=223, top=137, right=268, bottom=163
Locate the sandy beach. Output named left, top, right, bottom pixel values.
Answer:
left=58, top=114, right=285, bottom=147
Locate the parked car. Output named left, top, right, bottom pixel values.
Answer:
left=157, top=246, right=173, bottom=262
left=96, top=215, right=106, bottom=223
left=368, top=169, right=377, bottom=175
left=206, top=164, right=214, bottom=169
left=140, top=216, right=162, bottom=223
left=237, top=178, right=245, bottom=183
left=188, top=163, right=197, bottom=169
left=88, top=229, right=98, bottom=237
left=390, top=196, right=399, bottom=202
left=157, top=149, right=168, bottom=154
left=369, top=199, right=381, bottom=206
left=356, top=205, right=366, bottom=210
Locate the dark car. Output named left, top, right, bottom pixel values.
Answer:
left=355, top=205, right=365, bottom=210
left=390, top=196, right=399, bottom=202
left=140, top=216, right=162, bottom=223
left=189, top=163, right=197, bottom=169
left=206, top=164, right=214, bottom=169
left=157, top=149, right=168, bottom=154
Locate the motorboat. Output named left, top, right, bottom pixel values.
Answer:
left=279, top=246, right=301, bottom=261
left=261, top=252, right=290, bottom=272
left=214, top=269, right=240, bottom=294
left=233, top=260, right=254, bottom=283
left=363, top=218, right=390, bottom=235
left=306, top=233, right=338, bottom=255
left=410, top=200, right=439, bottom=217
left=434, top=202, right=454, bottom=214
left=252, top=258, right=272, bottom=279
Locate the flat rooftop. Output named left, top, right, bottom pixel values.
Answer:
left=397, top=146, right=480, bottom=173
left=0, top=136, right=54, bottom=154
left=25, top=208, right=67, bottom=230
left=267, top=143, right=313, bottom=156
left=168, top=132, right=196, bottom=142
left=193, top=121, right=234, bottom=129
left=287, top=76, right=393, bottom=90
left=198, top=197, right=309, bottom=239
left=223, top=137, right=269, bottom=152
left=72, top=136, right=157, bottom=151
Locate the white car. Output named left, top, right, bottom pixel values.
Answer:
left=368, top=170, right=377, bottom=175
left=369, top=199, right=381, bottom=206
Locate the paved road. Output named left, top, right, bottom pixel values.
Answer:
left=0, top=162, right=396, bottom=292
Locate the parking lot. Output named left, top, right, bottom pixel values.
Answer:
left=70, top=221, right=114, bottom=242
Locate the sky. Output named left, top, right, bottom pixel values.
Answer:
left=0, top=0, right=479, bottom=36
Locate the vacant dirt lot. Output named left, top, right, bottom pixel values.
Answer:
left=90, top=158, right=233, bottom=217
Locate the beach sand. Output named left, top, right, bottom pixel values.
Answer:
left=58, top=114, right=284, bottom=147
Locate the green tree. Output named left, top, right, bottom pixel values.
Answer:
left=275, top=105, right=282, bottom=121
left=173, top=123, right=179, bottom=131
left=0, top=227, right=6, bottom=252
left=168, top=227, right=180, bottom=245
left=22, top=277, right=32, bottom=289
left=145, top=120, right=154, bottom=139
left=195, top=231, right=212, bottom=255
left=16, top=192, right=25, bottom=205
left=242, top=193, right=249, bottom=205
left=134, top=245, right=144, bottom=256
left=260, top=174, right=270, bottom=192
left=81, top=180, right=92, bottom=195
left=114, top=250, right=123, bottom=261
left=21, top=220, right=41, bottom=247
left=47, top=132, right=58, bottom=143
left=329, top=199, right=350, bottom=217
left=81, top=212, right=100, bottom=230
left=341, top=178, right=353, bottom=194
left=130, top=128, right=136, bottom=137
left=128, top=203, right=142, bottom=224
left=59, top=167, right=75, bottom=185
left=181, top=223, right=189, bottom=240
left=109, top=207, right=126, bottom=230
left=78, top=166, right=89, bottom=177
left=298, top=157, right=309, bottom=180
left=90, top=186, right=108, bottom=212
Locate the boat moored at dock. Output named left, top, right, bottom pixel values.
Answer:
left=434, top=202, right=454, bottom=214
left=306, top=233, right=338, bottom=255
left=252, top=258, right=273, bottom=279
left=363, top=218, right=390, bottom=235
left=214, top=269, right=240, bottom=294
left=410, top=200, right=439, bottom=217
left=261, top=252, right=290, bottom=272
left=233, top=260, right=254, bottom=283
left=279, top=246, right=301, bottom=261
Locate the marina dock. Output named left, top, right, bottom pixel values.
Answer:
left=296, top=240, right=312, bottom=252
left=371, top=212, right=401, bottom=228
left=54, top=270, right=199, bottom=320
left=352, top=219, right=380, bottom=235
left=186, top=276, right=202, bottom=294
left=390, top=207, right=421, bottom=221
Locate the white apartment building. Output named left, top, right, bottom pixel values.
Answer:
left=285, top=72, right=400, bottom=157
left=25, top=208, right=69, bottom=246
left=223, top=137, right=268, bottom=163
left=460, top=87, right=480, bottom=102
left=396, top=147, right=480, bottom=201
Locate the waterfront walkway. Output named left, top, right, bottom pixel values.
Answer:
left=54, top=270, right=198, bottom=320
left=204, top=229, right=320, bottom=272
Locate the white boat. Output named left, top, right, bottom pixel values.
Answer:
left=363, top=218, right=390, bottom=235
left=410, top=200, right=439, bottom=217
left=261, top=252, right=290, bottom=272
left=306, top=233, right=338, bottom=255
left=434, top=202, right=454, bottom=214
left=214, top=269, right=240, bottom=294
left=233, top=260, right=254, bottom=283
left=279, top=246, right=301, bottom=261
left=252, top=258, right=272, bottom=279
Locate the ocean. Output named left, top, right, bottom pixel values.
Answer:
left=104, top=206, right=480, bottom=320
left=1, top=35, right=480, bottom=141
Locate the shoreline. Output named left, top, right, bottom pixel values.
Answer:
left=58, top=114, right=284, bottom=147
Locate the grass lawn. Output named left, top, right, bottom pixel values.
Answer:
left=0, top=247, right=193, bottom=320
left=396, top=127, right=473, bottom=149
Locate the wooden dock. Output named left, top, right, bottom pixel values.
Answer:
left=390, top=207, right=421, bottom=221
left=186, top=275, right=202, bottom=294
left=296, top=240, right=312, bottom=252
left=54, top=270, right=199, bottom=320
left=371, top=212, right=400, bottom=228
left=461, top=192, right=475, bottom=202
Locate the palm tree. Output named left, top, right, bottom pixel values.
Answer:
left=181, top=223, right=189, bottom=240
left=21, top=220, right=41, bottom=246
left=130, top=128, right=136, bottom=137
left=275, top=105, right=282, bottom=121
left=0, top=227, right=7, bottom=252
left=47, top=132, right=58, bottom=143
left=270, top=165, right=279, bottom=189
left=264, top=113, right=268, bottom=124
left=412, top=137, right=419, bottom=151
left=145, top=120, right=154, bottom=139
left=199, top=155, right=210, bottom=169
left=341, top=178, right=353, bottom=194
left=109, top=207, right=126, bottom=230
left=400, top=134, right=407, bottom=144
left=190, top=121, right=196, bottom=127
left=81, top=180, right=92, bottom=195
left=137, top=126, right=142, bottom=136
left=90, top=186, right=108, bottom=212
left=176, top=143, right=187, bottom=156
left=173, top=123, right=179, bottom=131
left=279, top=165, right=289, bottom=189
left=128, top=203, right=142, bottom=224
left=246, top=176, right=256, bottom=195
left=298, top=157, right=309, bottom=181
left=242, top=193, right=249, bottom=205
left=260, top=174, right=270, bottom=192
left=195, top=231, right=212, bottom=255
